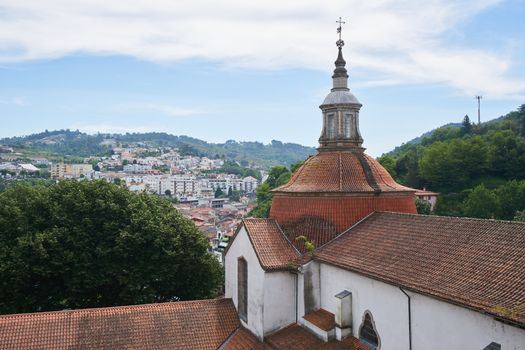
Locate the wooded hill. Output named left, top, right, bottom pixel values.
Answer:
left=0, top=131, right=316, bottom=169
left=378, top=104, right=525, bottom=220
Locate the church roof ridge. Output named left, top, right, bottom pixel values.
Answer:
left=314, top=211, right=525, bottom=328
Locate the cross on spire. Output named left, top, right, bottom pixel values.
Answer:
left=336, top=17, right=346, bottom=48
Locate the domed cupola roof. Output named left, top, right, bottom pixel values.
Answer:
left=275, top=151, right=414, bottom=194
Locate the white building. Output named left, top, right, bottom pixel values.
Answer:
left=123, top=163, right=152, bottom=173
left=224, top=214, right=525, bottom=349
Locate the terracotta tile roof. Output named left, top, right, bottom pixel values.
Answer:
left=280, top=216, right=339, bottom=254
left=315, top=212, right=525, bottom=327
left=221, top=327, right=269, bottom=350
left=265, top=324, right=327, bottom=350
left=240, top=218, right=300, bottom=271
left=264, top=324, right=366, bottom=350
left=273, top=151, right=414, bottom=194
left=0, top=299, right=240, bottom=350
left=270, top=194, right=417, bottom=237
left=303, top=308, right=335, bottom=331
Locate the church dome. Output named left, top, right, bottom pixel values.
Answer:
left=268, top=40, right=416, bottom=245
left=274, top=151, right=413, bottom=194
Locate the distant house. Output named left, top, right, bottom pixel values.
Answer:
left=415, top=188, right=439, bottom=210
left=18, top=164, right=40, bottom=172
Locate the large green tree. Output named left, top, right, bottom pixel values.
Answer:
left=0, top=180, right=222, bottom=314
left=249, top=160, right=304, bottom=218
left=463, top=184, right=497, bottom=219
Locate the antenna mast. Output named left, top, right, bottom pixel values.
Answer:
left=475, top=95, right=482, bottom=125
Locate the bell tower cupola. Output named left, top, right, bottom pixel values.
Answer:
left=319, top=18, right=363, bottom=151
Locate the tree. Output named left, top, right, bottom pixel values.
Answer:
left=0, top=180, right=222, bottom=314
left=164, top=189, right=172, bottom=197
left=415, top=198, right=432, bottom=215
left=494, top=180, right=525, bottom=220
left=461, top=115, right=472, bottom=136
left=514, top=210, right=525, bottom=222
left=214, top=187, right=224, bottom=198
left=228, top=189, right=243, bottom=202
left=266, top=166, right=291, bottom=188
left=378, top=155, right=397, bottom=179
left=463, top=184, right=497, bottom=219
left=249, top=165, right=296, bottom=218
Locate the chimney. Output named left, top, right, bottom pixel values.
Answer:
left=334, top=290, right=352, bottom=340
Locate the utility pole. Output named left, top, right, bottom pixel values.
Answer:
left=475, top=95, right=482, bottom=125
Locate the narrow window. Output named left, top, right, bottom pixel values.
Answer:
left=238, top=257, right=248, bottom=321
left=359, top=311, right=380, bottom=349
left=344, top=113, right=352, bottom=138
left=326, top=114, right=335, bottom=139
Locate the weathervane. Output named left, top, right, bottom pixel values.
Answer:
left=336, top=17, right=346, bottom=48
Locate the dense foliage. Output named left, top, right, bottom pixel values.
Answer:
left=379, top=104, right=525, bottom=219
left=0, top=180, right=222, bottom=314
left=249, top=161, right=304, bottom=218
left=1, top=130, right=315, bottom=169
left=215, top=160, right=262, bottom=179
left=462, top=180, right=525, bottom=220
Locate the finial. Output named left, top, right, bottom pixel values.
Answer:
left=336, top=17, right=346, bottom=48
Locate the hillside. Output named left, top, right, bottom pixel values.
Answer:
left=379, top=104, right=525, bottom=219
left=0, top=131, right=316, bottom=169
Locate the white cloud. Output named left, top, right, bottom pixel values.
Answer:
left=113, top=103, right=204, bottom=117
left=71, top=123, right=156, bottom=134
left=0, top=0, right=523, bottom=98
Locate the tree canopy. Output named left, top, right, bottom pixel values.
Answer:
left=379, top=105, right=525, bottom=219
left=249, top=160, right=304, bottom=218
left=0, top=180, right=222, bottom=314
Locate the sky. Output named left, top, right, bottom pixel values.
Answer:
left=0, top=0, right=524, bottom=156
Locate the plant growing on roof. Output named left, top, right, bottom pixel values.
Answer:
left=296, top=235, right=315, bottom=253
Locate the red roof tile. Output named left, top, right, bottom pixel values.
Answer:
left=264, top=324, right=366, bottom=350
left=273, top=151, right=414, bottom=194
left=303, top=308, right=335, bottom=331
left=242, top=219, right=301, bottom=271
left=315, top=212, right=525, bottom=327
left=270, top=194, right=417, bottom=239
left=0, top=299, right=240, bottom=350
left=221, top=327, right=269, bottom=349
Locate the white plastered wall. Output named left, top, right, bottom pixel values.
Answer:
left=263, top=271, right=296, bottom=334
left=317, top=262, right=525, bottom=350
left=224, top=226, right=265, bottom=339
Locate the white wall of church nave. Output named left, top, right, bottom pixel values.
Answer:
left=411, top=290, right=525, bottom=350
left=319, top=263, right=525, bottom=349
left=224, top=226, right=265, bottom=340
left=319, top=263, right=409, bottom=349
left=263, top=271, right=296, bottom=335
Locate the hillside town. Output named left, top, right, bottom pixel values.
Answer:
left=0, top=145, right=261, bottom=260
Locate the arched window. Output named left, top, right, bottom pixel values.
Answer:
left=237, top=257, right=248, bottom=322
left=359, top=311, right=380, bottom=349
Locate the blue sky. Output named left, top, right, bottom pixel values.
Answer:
left=0, top=0, right=524, bottom=156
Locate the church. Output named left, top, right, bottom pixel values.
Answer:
left=1, top=36, right=525, bottom=350
left=223, top=38, right=525, bottom=350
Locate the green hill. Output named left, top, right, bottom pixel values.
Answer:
left=379, top=104, right=525, bottom=219
left=0, top=130, right=315, bottom=169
